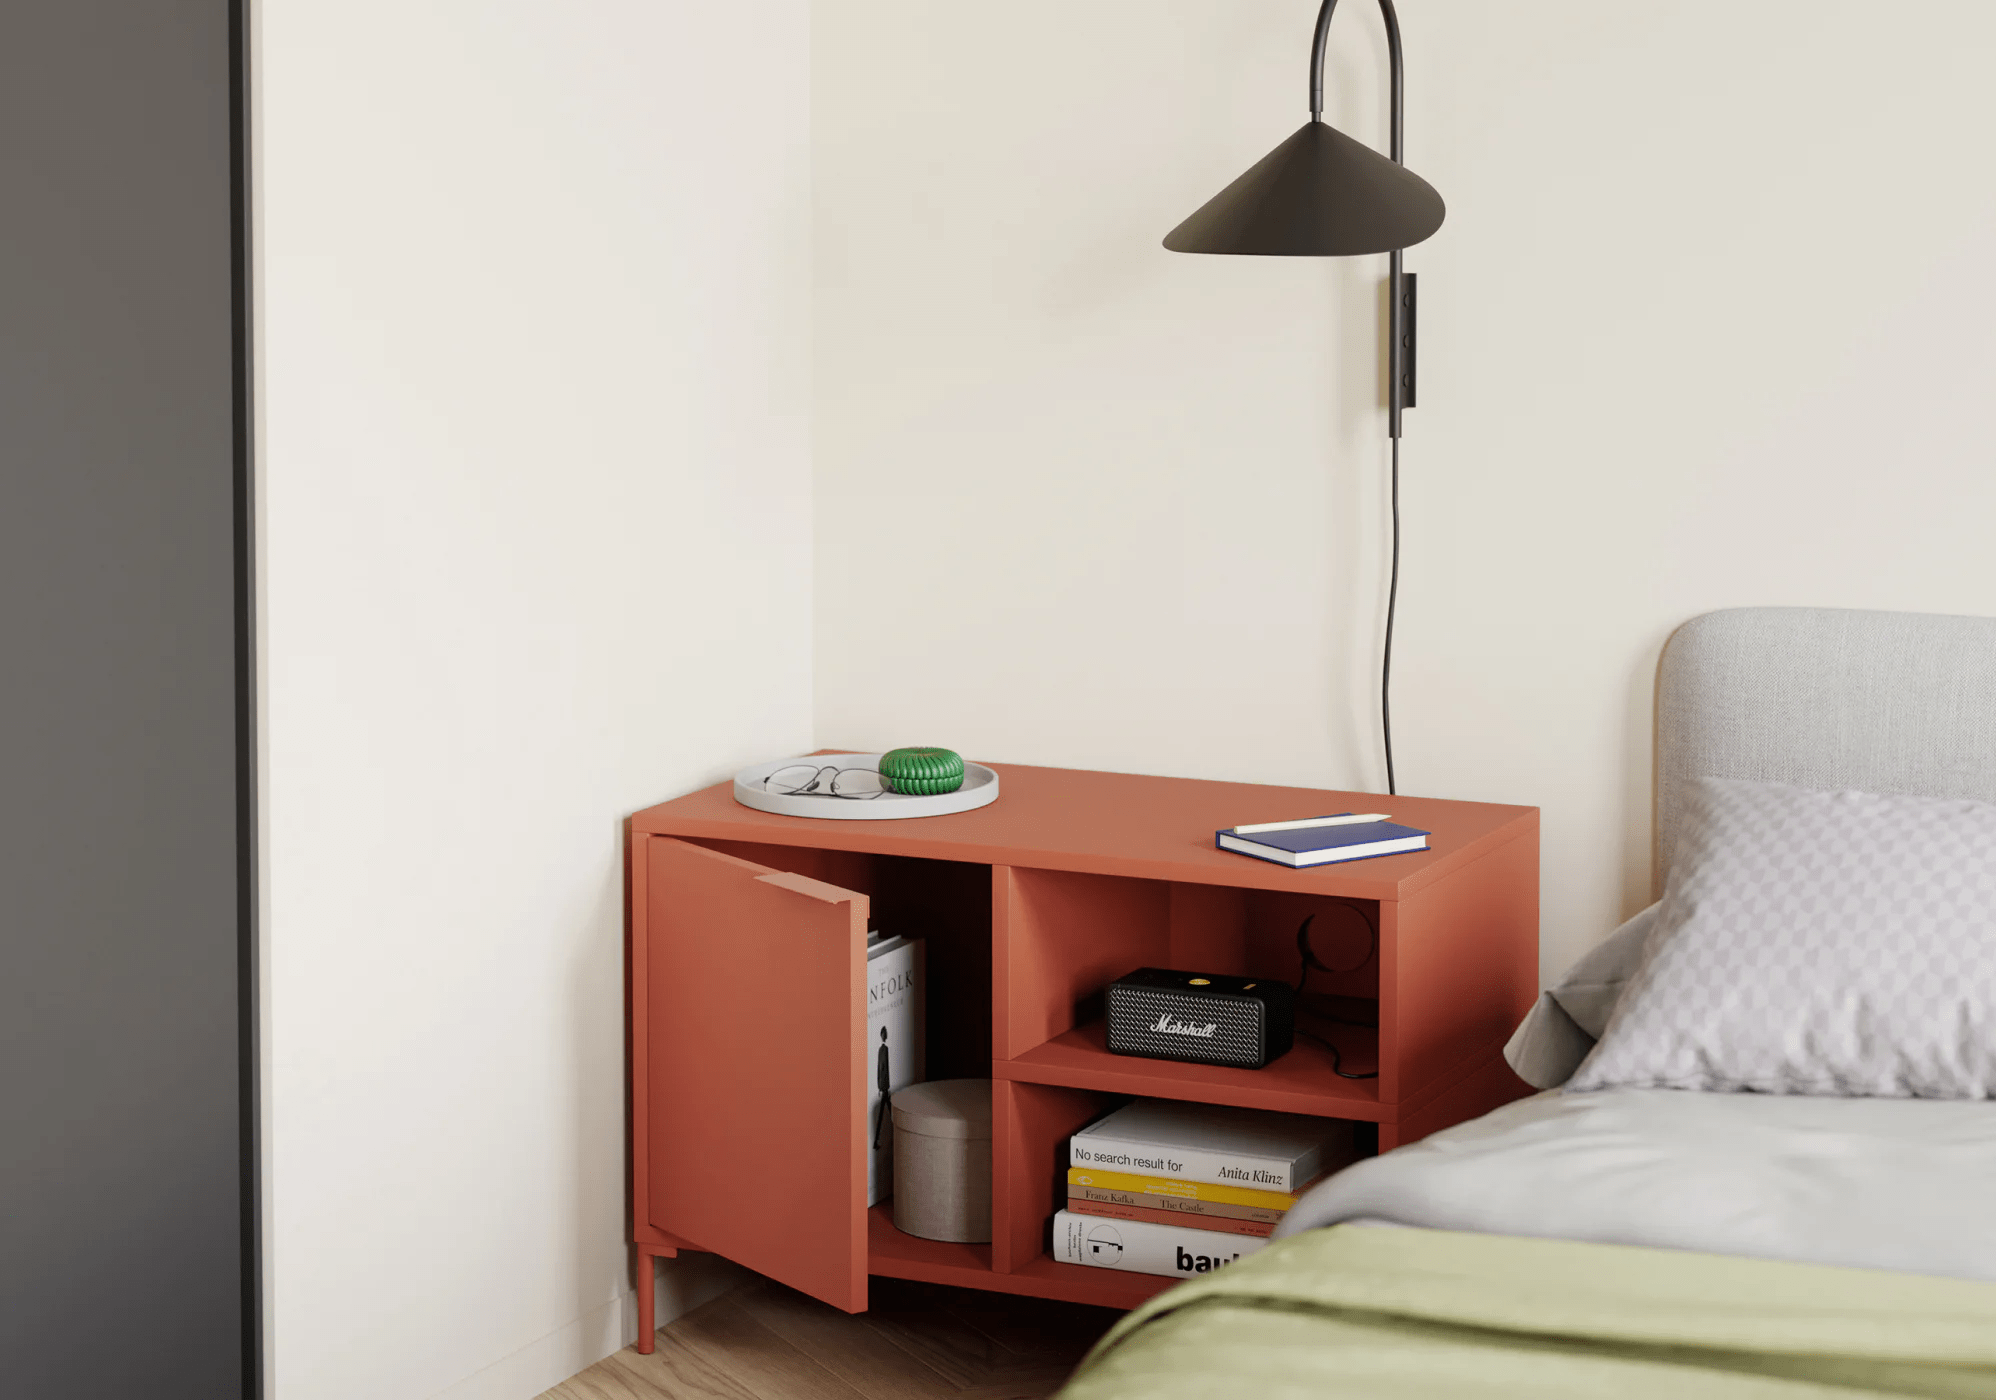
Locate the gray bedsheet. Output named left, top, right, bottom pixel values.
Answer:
left=1276, top=1087, right=1996, bottom=1283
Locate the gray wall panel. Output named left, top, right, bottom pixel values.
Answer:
left=0, top=3, right=250, bottom=1395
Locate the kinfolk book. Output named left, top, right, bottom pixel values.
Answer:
left=1053, top=1210, right=1266, bottom=1279
left=1069, top=1099, right=1353, bottom=1193
left=866, top=935, right=924, bottom=1207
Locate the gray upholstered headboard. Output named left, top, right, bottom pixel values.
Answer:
left=1655, top=606, right=1996, bottom=888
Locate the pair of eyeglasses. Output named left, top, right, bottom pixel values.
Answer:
left=764, top=764, right=889, bottom=800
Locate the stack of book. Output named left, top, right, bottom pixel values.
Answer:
left=1052, top=1100, right=1353, bottom=1280
left=865, top=929, right=924, bottom=1207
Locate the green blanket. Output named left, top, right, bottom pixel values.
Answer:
left=1057, top=1228, right=1996, bottom=1399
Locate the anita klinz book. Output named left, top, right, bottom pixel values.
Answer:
left=1069, top=1099, right=1352, bottom=1193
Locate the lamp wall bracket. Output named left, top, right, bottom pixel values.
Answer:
left=1310, top=0, right=1416, bottom=434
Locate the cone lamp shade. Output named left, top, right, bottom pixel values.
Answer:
left=1164, top=120, right=1443, bottom=257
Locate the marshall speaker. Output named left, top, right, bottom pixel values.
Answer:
left=1105, top=968, right=1295, bottom=1070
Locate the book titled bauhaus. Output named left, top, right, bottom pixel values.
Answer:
left=1069, top=1099, right=1353, bottom=1193
left=1053, top=1209, right=1267, bottom=1278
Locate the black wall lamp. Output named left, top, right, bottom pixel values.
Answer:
left=1166, top=0, right=1443, bottom=795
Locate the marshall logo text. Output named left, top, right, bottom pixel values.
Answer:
left=1106, top=968, right=1292, bottom=1068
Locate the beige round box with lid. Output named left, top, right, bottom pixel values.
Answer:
left=890, top=1079, right=992, bottom=1243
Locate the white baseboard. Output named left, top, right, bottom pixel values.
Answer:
left=428, top=1254, right=749, bottom=1400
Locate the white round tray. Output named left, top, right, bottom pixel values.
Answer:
left=733, top=754, right=999, bottom=821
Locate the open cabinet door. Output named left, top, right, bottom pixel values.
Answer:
left=639, top=836, right=868, bottom=1311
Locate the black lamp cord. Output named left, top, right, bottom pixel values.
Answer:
left=1381, top=435, right=1400, bottom=797
left=1293, top=911, right=1381, bottom=1080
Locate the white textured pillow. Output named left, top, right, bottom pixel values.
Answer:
left=1571, top=777, right=1996, bottom=1098
left=1503, top=904, right=1656, bottom=1089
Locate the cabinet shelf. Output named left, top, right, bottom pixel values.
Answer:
left=865, top=1203, right=990, bottom=1284
left=996, top=1019, right=1383, bottom=1120
left=866, top=1205, right=1169, bottom=1310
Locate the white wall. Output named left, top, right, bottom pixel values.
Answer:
left=814, top=0, right=1996, bottom=978
left=259, top=3, right=809, bottom=1397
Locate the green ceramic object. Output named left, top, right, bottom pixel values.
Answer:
left=879, top=746, right=966, bottom=796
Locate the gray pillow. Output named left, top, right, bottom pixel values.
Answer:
left=1570, top=777, right=1996, bottom=1098
left=1503, top=905, right=1655, bottom=1089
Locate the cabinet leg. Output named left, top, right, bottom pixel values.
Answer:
left=636, top=1248, right=655, bottom=1354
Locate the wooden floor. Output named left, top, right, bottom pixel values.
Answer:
left=540, top=1277, right=1118, bottom=1400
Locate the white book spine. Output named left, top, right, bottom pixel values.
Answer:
left=865, top=938, right=924, bottom=1207
left=1068, top=1137, right=1310, bottom=1193
left=1052, top=1210, right=1265, bottom=1279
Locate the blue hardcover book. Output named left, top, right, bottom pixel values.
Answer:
left=1216, top=813, right=1430, bottom=868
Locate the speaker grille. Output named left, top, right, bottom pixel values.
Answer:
left=1106, top=986, right=1268, bottom=1068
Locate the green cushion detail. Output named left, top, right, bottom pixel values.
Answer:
left=879, top=747, right=966, bottom=795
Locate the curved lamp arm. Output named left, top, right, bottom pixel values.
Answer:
left=1310, top=0, right=1403, bottom=166
left=1307, top=0, right=1414, bottom=438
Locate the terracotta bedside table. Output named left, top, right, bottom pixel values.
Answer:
left=625, top=762, right=1537, bottom=1339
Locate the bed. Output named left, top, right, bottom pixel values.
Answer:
left=1058, top=607, right=1996, bottom=1399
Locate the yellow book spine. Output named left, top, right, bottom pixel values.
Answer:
left=1065, top=1166, right=1303, bottom=1212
